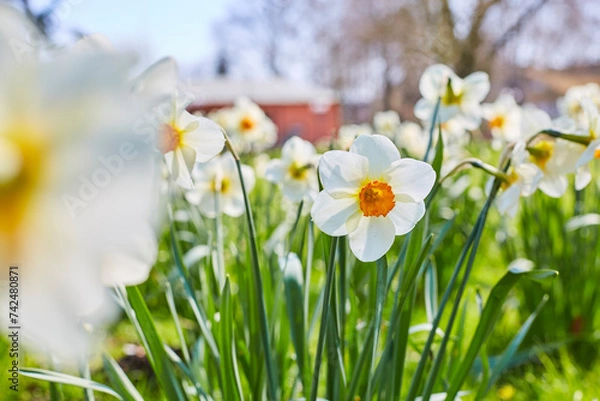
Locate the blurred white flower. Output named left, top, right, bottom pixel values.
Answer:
left=519, top=104, right=552, bottom=141
left=185, top=153, right=255, bottom=218
left=557, top=83, right=600, bottom=125
left=574, top=98, right=600, bottom=169
left=134, top=57, right=225, bottom=189
left=0, top=11, right=158, bottom=357
left=337, top=124, right=373, bottom=150
left=265, top=136, right=319, bottom=202
left=373, top=110, right=401, bottom=138
left=482, top=93, right=522, bottom=144
left=527, top=138, right=581, bottom=197
left=493, top=141, right=542, bottom=217
left=415, top=64, right=490, bottom=130
left=395, top=121, right=428, bottom=159
left=311, top=135, right=435, bottom=262
left=222, top=96, right=277, bottom=153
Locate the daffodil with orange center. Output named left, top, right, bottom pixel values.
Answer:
left=265, top=136, right=320, bottom=202
left=311, top=134, right=435, bottom=262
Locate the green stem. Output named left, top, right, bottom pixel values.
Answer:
left=423, top=97, right=441, bottom=161
left=365, top=256, right=387, bottom=400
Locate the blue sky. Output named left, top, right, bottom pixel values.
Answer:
left=41, top=0, right=230, bottom=74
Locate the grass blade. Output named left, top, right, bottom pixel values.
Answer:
left=102, top=355, right=144, bottom=401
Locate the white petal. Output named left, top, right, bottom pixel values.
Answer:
left=496, top=184, right=521, bottom=216
left=387, top=159, right=436, bottom=201
left=419, top=64, right=455, bottom=100
left=348, top=216, right=396, bottom=262
left=282, top=136, right=315, bottom=163
left=318, top=150, right=366, bottom=197
left=311, top=191, right=359, bottom=236
left=282, top=179, right=310, bottom=202
left=576, top=139, right=600, bottom=168
left=515, top=163, right=542, bottom=196
left=463, top=71, right=490, bottom=103
left=222, top=193, right=246, bottom=217
left=170, top=148, right=194, bottom=189
left=350, top=134, right=401, bottom=177
left=184, top=116, right=225, bottom=162
left=132, top=57, right=178, bottom=107
left=538, top=174, right=568, bottom=198
left=414, top=98, right=434, bottom=121
left=264, top=159, right=286, bottom=183
left=387, top=201, right=426, bottom=235
left=198, top=192, right=218, bottom=218
left=575, top=166, right=592, bottom=191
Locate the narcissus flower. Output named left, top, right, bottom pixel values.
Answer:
left=415, top=64, right=490, bottom=130
left=185, top=154, right=255, bottom=218
left=218, top=97, right=277, bottom=153
left=526, top=138, right=581, bottom=197
left=557, top=83, right=600, bottom=125
left=337, top=124, right=373, bottom=150
left=265, top=136, right=319, bottom=202
left=373, top=110, right=401, bottom=138
left=493, top=141, right=542, bottom=217
left=575, top=98, right=600, bottom=169
left=0, top=9, right=158, bottom=357
left=483, top=93, right=522, bottom=144
left=311, top=134, right=435, bottom=262
left=134, top=57, right=225, bottom=189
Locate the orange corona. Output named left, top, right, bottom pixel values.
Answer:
left=358, top=180, right=395, bottom=217
left=158, top=124, right=183, bottom=154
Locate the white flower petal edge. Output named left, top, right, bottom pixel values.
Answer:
left=350, top=134, right=401, bottom=177
left=311, top=191, right=359, bottom=236
left=348, top=216, right=396, bottom=263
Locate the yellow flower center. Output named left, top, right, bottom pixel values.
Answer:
left=158, top=124, right=183, bottom=154
left=210, top=177, right=231, bottom=194
left=288, top=162, right=310, bottom=180
left=441, top=79, right=463, bottom=106
left=595, top=148, right=600, bottom=159
left=528, top=140, right=555, bottom=171
left=501, top=169, right=519, bottom=190
left=0, top=129, right=46, bottom=243
left=239, top=116, right=256, bottom=133
left=358, top=180, right=395, bottom=217
left=489, top=115, right=505, bottom=130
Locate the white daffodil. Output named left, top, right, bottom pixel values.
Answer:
left=311, top=134, right=435, bottom=262
left=134, top=58, right=225, bottom=189
left=482, top=92, right=522, bottom=144
left=224, top=96, right=277, bottom=153
left=265, top=136, right=320, bottom=202
left=557, top=83, right=600, bottom=125
left=414, top=64, right=490, bottom=130
left=395, top=121, right=428, bottom=159
left=337, top=124, right=373, bottom=150
left=575, top=98, right=600, bottom=169
left=0, top=9, right=158, bottom=357
left=526, top=138, right=581, bottom=197
left=185, top=153, right=255, bottom=218
left=493, top=141, right=543, bottom=217
left=373, top=110, right=401, bottom=138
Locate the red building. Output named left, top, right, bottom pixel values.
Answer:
left=187, top=78, right=341, bottom=144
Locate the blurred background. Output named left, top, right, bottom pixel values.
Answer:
left=7, top=0, right=600, bottom=140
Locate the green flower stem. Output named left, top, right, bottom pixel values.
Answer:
left=526, top=129, right=592, bottom=146
left=214, top=194, right=226, bottom=289
left=224, top=132, right=278, bottom=401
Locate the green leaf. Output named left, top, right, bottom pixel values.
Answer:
left=446, top=269, right=557, bottom=399
left=219, top=278, right=245, bottom=401
left=102, top=355, right=144, bottom=401
left=170, top=223, right=221, bottom=362
left=431, top=123, right=444, bottom=178
left=283, top=253, right=309, bottom=397
left=481, top=294, right=550, bottom=397
left=21, top=368, right=122, bottom=400
left=125, top=286, right=188, bottom=401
